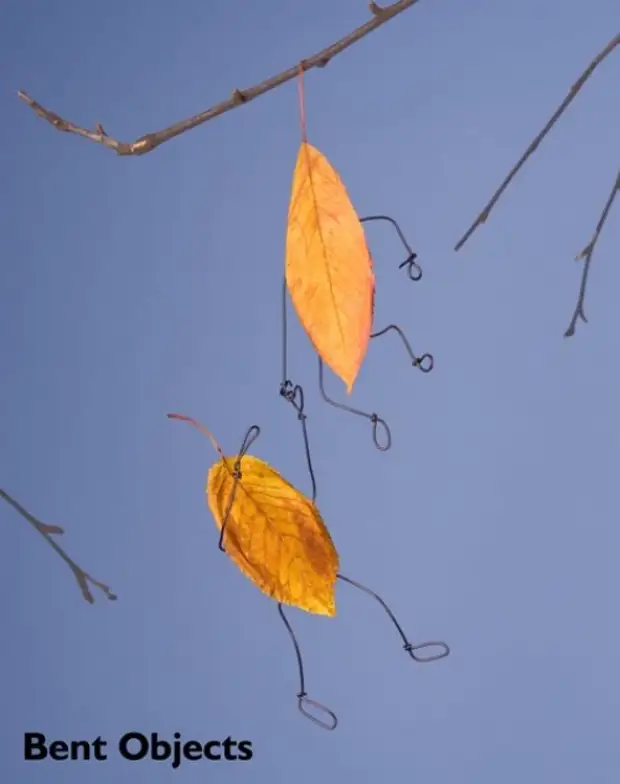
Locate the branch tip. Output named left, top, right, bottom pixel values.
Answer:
left=564, top=169, right=620, bottom=337
left=1, top=488, right=117, bottom=604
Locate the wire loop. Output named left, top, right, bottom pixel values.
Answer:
left=370, top=413, right=392, bottom=451
left=399, top=253, right=423, bottom=281
left=414, top=353, right=434, bottom=373
left=297, top=694, right=339, bottom=731
left=404, top=641, right=451, bottom=662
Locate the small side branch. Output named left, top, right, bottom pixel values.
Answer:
left=564, top=169, right=620, bottom=337
left=17, top=0, right=421, bottom=157
left=1, top=488, right=117, bottom=603
left=454, top=32, right=620, bottom=252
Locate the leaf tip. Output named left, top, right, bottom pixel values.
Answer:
left=323, top=598, right=337, bottom=617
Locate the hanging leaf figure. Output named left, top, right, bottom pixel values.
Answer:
left=286, top=143, right=374, bottom=395
left=285, top=69, right=375, bottom=395
left=167, top=413, right=339, bottom=616
left=169, top=411, right=450, bottom=732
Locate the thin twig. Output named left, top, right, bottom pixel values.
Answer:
left=454, top=32, right=620, bottom=252
left=1, top=488, right=117, bottom=603
left=564, top=170, right=620, bottom=337
left=17, top=0, right=421, bottom=157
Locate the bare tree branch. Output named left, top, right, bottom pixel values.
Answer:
left=1, top=488, right=117, bottom=603
left=564, top=170, right=620, bottom=337
left=454, top=32, right=620, bottom=252
left=17, top=0, right=420, bottom=157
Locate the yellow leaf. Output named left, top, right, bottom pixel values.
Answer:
left=286, top=141, right=375, bottom=394
left=208, top=455, right=339, bottom=616
left=168, top=413, right=339, bottom=616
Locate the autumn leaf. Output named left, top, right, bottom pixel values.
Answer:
left=168, top=413, right=339, bottom=616
left=285, top=141, right=375, bottom=394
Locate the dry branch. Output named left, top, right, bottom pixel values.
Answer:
left=17, top=0, right=420, bottom=157
left=564, top=170, right=620, bottom=336
left=454, top=32, right=620, bottom=252
left=1, top=488, right=117, bottom=603
left=453, top=31, right=620, bottom=338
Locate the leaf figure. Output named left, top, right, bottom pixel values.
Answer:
left=286, top=141, right=375, bottom=394
left=168, top=414, right=339, bottom=616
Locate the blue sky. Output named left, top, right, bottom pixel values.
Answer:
left=1, top=0, right=618, bottom=781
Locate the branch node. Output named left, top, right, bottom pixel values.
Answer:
left=128, top=134, right=158, bottom=156
left=40, top=524, right=65, bottom=535
left=575, top=244, right=591, bottom=261
left=232, top=89, right=247, bottom=104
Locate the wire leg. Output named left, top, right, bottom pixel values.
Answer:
left=336, top=574, right=450, bottom=662
left=318, top=357, right=391, bottom=451
left=277, top=603, right=338, bottom=730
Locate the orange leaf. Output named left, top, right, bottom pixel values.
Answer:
left=285, top=141, right=375, bottom=393
left=168, top=414, right=339, bottom=616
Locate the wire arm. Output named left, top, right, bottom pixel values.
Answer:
left=371, top=324, right=434, bottom=372
left=361, top=214, right=423, bottom=280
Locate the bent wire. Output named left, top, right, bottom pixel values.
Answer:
left=208, top=213, right=447, bottom=730
left=278, top=602, right=339, bottom=731
left=278, top=380, right=317, bottom=502
left=210, top=423, right=450, bottom=731
left=360, top=214, right=423, bottom=281
left=318, top=356, right=392, bottom=450
left=370, top=324, right=434, bottom=374
left=217, top=425, right=261, bottom=552
left=282, top=213, right=433, bottom=452
left=279, top=574, right=450, bottom=731
left=317, top=323, right=434, bottom=451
